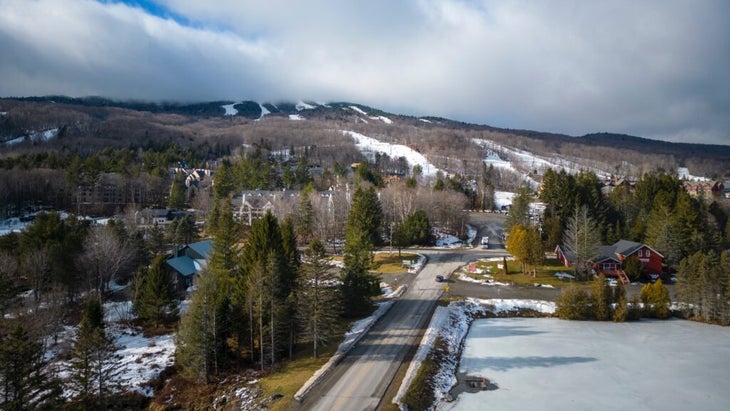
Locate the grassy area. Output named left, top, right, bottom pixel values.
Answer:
left=257, top=319, right=350, bottom=411
left=468, top=257, right=580, bottom=287
left=328, top=252, right=418, bottom=274
left=371, top=252, right=419, bottom=273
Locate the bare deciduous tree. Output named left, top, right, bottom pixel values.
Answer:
left=79, top=225, right=133, bottom=296
left=22, top=247, right=51, bottom=304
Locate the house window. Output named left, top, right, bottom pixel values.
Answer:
left=646, top=250, right=650, bottom=257
left=638, top=250, right=643, bottom=257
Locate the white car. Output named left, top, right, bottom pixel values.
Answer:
left=481, top=236, right=489, bottom=248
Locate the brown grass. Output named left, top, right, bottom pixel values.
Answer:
left=467, top=257, right=580, bottom=287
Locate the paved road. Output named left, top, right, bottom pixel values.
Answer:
left=295, top=212, right=672, bottom=409
left=297, top=251, right=468, bottom=411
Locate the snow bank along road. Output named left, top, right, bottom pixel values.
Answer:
left=296, top=251, right=469, bottom=411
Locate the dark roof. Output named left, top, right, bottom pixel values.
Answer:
left=167, top=239, right=213, bottom=277
left=595, top=245, right=622, bottom=262
left=166, top=256, right=197, bottom=277
left=187, top=240, right=213, bottom=260
left=555, top=244, right=576, bottom=262
left=613, top=240, right=643, bottom=256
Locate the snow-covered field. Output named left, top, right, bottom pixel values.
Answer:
left=446, top=317, right=730, bottom=411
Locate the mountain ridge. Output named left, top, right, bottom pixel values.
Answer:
left=1, top=95, right=728, bottom=178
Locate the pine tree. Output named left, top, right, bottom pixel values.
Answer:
left=236, top=212, right=292, bottom=365
left=168, top=177, right=186, bottom=209
left=133, top=254, right=179, bottom=328
left=505, top=186, right=532, bottom=231
left=176, top=269, right=227, bottom=382
left=213, top=160, right=236, bottom=201
left=297, top=240, right=342, bottom=358
left=645, top=205, right=682, bottom=268
left=0, top=324, right=62, bottom=411
left=209, top=205, right=240, bottom=274
left=341, top=186, right=383, bottom=317
left=401, top=210, right=433, bottom=246
left=68, top=299, right=120, bottom=410
left=347, top=186, right=384, bottom=247
left=279, top=218, right=300, bottom=358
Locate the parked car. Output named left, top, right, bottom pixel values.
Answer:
left=481, top=236, right=489, bottom=248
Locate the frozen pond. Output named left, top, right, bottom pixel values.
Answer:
left=446, top=318, right=730, bottom=411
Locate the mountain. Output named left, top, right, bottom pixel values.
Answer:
left=1, top=96, right=728, bottom=179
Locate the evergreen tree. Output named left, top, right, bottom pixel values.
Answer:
left=213, top=160, right=236, bottom=201
left=133, top=254, right=179, bottom=328
left=171, top=215, right=197, bottom=246
left=0, top=324, right=62, bottom=411
left=236, top=212, right=292, bottom=365
left=354, top=163, right=383, bottom=187
left=0, top=252, right=19, bottom=316
left=505, top=186, right=532, bottom=231
left=341, top=186, right=383, bottom=317
left=401, top=210, right=433, bottom=246
left=279, top=217, right=300, bottom=358
left=69, top=299, right=120, bottom=410
left=640, top=279, right=671, bottom=319
left=590, top=275, right=613, bottom=321
left=297, top=240, right=342, bottom=358
left=146, top=222, right=166, bottom=256
left=347, top=186, right=384, bottom=248
left=168, top=177, right=186, bottom=209
left=555, top=286, right=593, bottom=320
left=176, top=269, right=228, bottom=382
left=209, top=205, right=240, bottom=274
left=622, top=255, right=643, bottom=282
left=645, top=205, right=682, bottom=269
left=612, top=283, right=629, bottom=322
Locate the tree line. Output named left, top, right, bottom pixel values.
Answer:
left=176, top=184, right=384, bottom=383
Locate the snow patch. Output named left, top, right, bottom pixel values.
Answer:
left=289, top=114, right=305, bottom=121
left=257, top=103, right=270, bottom=120
left=493, top=191, right=515, bottom=209
left=221, top=103, right=238, bottom=116
left=296, top=101, right=316, bottom=111
left=343, top=130, right=444, bottom=177
left=394, top=299, right=555, bottom=408
left=349, top=105, right=368, bottom=116
left=377, top=115, right=393, bottom=124
left=5, top=128, right=59, bottom=146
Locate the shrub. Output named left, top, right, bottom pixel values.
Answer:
left=590, top=275, right=613, bottom=321
left=623, top=255, right=643, bottom=282
left=556, top=286, right=593, bottom=320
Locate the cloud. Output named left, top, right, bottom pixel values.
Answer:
left=0, top=0, right=728, bottom=145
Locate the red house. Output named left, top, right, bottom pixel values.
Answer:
left=555, top=240, right=663, bottom=284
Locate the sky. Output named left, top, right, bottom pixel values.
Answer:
left=0, top=0, right=728, bottom=145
